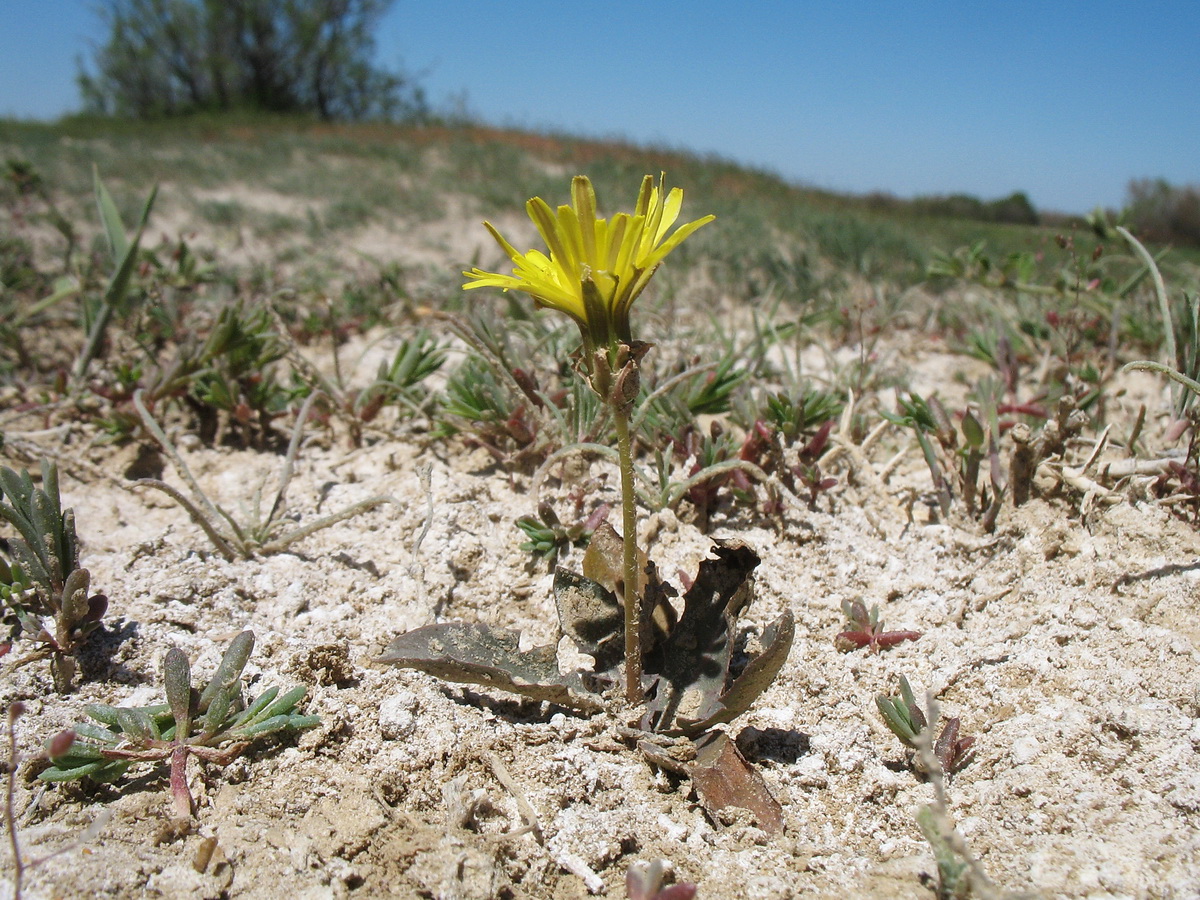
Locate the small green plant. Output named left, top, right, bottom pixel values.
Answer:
left=288, top=325, right=447, bottom=447
left=133, top=390, right=397, bottom=560
left=437, top=353, right=545, bottom=460
left=183, top=302, right=293, bottom=448
left=434, top=310, right=607, bottom=466
left=884, top=392, right=1004, bottom=527
left=516, top=500, right=609, bottom=563
left=88, top=300, right=293, bottom=445
left=667, top=422, right=744, bottom=530
left=0, top=462, right=107, bottom=693
left=351, top=330, right=446, bottom=418
left=753, top=388, right=843, bottom=445
left=75, top=169, right=158, bottom=381
left=835, top=599, right=920, bottom=653
left=876, top=675, right=975, bottom=776
left=40, top=631, right=319, bottom=820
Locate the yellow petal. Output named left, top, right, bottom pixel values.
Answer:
left=463, top=268, right=520, bottom=291
left=655, top=188, right=684, bottom=242
left=556, top=203, right=584, bottom=277
left=603, top=215, right=629, bottom=272
left=572, top=176, right=599, bottom=264
left=482, top=221, right=522, bottom=262
left=640, top=214, right=715, bottom=269
left=634, top=174, right=654, bottom=217
left=527, top=197, right=570, bottom=271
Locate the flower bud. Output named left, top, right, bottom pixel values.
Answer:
left=48, top=729, right=76, bottom=758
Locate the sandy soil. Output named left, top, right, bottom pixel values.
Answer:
left=1, top=159, right=1199, bottom=897
left=2, top=311, right=1200, bottom=900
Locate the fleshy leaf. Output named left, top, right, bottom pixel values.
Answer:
left=198, top=630, right=253, bottom=712
left=163, top=647, right=193, bottom=738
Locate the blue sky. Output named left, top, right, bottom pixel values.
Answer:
left=2, top=1, right=1197, bottom=213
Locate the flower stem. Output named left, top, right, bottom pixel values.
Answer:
left=612, top=403, right=642, bottom=702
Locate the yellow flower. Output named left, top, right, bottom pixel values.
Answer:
left=463, top=174, right=714, bottom=353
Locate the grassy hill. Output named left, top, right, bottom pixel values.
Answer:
left=0, top=115, right=1127, bottom=292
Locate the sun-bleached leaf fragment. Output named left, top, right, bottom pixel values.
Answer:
left=380, top=622, right=603, bottom=713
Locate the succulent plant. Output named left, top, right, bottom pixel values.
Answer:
left=0, top=462, right=107, bottom=693
left=40, top=631, right=319, bottom=819
left=836, top=598, right=920, bottom=653
left=876, top=675, right=975, bottom=776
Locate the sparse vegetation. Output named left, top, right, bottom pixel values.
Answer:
left=876, top=675, right=976, bottom=777
left=0, top=462, right=107, bottom=693
left=0, top=116, right=1195, bottom=899
left=39, top=630, right=318, bottom=820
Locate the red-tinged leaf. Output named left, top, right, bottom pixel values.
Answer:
left=626, top=861, right=697, bottom=900
left=86, top=594, right=109, bottom=623
left=934, top=717, right=976, bottom=774
left=843, top=598, right=869, bottom=627
left=511, top=368, right=543, bottom=408
left=505, top=405, right=535, bottom=444
left=835, top=630, right=872, bottom=652
left=48, top=728, right=76, bottom=758
left=997, top=402, right=1048, bottom=419
left=934, top=716, right=959, bottom=769
left=874, top=630, right=921, bottom=649
left=804, top=419, right=835, bottom=458
left=675, top=569, right=694, bottom=592
left=948, top=734, right=976, bottom=772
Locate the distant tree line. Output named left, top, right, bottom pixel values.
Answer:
left=78, top=0, right=425, bottom=121
left=864, top=188, right=1041, bottom=225
left=1124, top=179, right=1200, bottom=248
left=862, top=189, right=1040, bottom=226
left=912, top=191, right=1039, bottom=225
